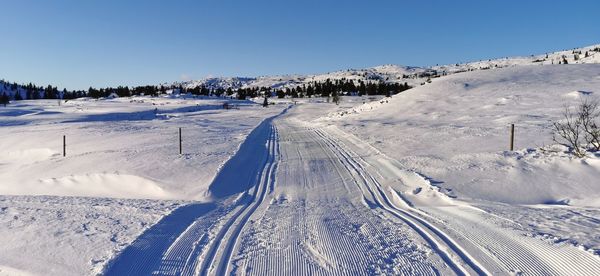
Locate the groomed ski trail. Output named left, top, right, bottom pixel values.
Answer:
left=198, top=125, right=279, bottom=275
left=103, top=112, right=284, bottom=276
left=104, top=106, right=600, bottom=276
left=316, top=123, right=600, bottom=276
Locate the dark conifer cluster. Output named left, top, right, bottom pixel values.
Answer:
left=260, top=79, right=411, bottom=100
left=0, top=80, right=85, bottom=101
left=0, top=77, right=412, bottom=105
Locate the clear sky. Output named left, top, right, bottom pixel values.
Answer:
left=1, top=0, right=599, bottom=90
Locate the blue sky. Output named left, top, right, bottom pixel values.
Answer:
left=1, top=0, right=599, bottom=90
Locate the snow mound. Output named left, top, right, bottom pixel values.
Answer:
left=0, top=173, right=172, bottom=200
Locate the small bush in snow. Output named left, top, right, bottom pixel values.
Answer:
left=579, top=98, right=600, bottom=151
left=553, top=98, right=600, bottom=157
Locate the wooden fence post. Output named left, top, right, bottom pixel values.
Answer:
left=510, top=124, right=515, bottom=151
left=63, top=135, right=66, bottom=157
left=179, top=128, right=182, bottom=155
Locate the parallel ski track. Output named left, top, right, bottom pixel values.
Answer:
left=312, top=127, right=489, bottom=276
left=198, top=124, right=279, bottom=276
left=231, top=123, right=439, bottom=275
left=316, top=126, right=600, bottom=276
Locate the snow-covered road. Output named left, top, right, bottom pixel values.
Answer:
left=105, top=106, right=600, bottom=275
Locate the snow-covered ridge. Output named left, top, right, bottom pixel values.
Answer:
left=174, top=65, right=433, bottom=91
left=174, top=43, right=600, bottom=91
left=433, top=44, right=600, bottom=73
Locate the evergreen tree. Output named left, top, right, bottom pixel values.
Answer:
left=277, top=89, right=285, bottom=98
left=14, top=91, right=23, bottom=101
left=0, top=92, right=9, bottom=107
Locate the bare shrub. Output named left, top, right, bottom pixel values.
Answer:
left=552, top=97, right=600, bottom=157
left=553, top=105, right=586, bottom=157
left=579, top=98, right=600, bottom=151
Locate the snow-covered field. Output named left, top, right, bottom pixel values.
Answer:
left=2, top=53, right=600, bottom=275
left=0, top=96, right=286, bottom=275
left=0, top=96, right=285, bottom=200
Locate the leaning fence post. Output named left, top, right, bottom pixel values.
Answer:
left=179, top=128, right=182, bottom=155
left=63, top=135, right=66, bottom=157
left=510, top=124, right=515, bottom=151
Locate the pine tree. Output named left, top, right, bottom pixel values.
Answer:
left=0, top=92, right=9, bottom=107
left=276, top=89, right=285, bottom=98
left=14, top=91, right=23, bottom=101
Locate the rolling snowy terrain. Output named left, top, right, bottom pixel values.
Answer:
left=319, top=64, right=600, bottom=254
left=1, top=45, right=600, bottom=275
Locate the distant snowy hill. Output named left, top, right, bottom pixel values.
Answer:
left=433, top=44, right=600, bottom=73
left=175, top=65, right=434, bottom=91
left=175, top=44, right=600, bottom=91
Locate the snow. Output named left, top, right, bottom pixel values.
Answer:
left=0, top=96, right=286, bottom=200
left=0, top=195, right=184, bottom=275
left=2, top=46, right=600, bottom=275
left=322, top=65, right=600, bottom=207
left=313, top=64, right=600, bottom=256
left=0, top=96, right=287, bottom=275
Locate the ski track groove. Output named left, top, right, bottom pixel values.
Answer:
left=220, top=126, right=280, bottom=275
left=310, top=127, right=482, bottom=275
left=105, top=111, right=600, bottom=276
left=198, top=125, right=279, bottom=276
left=315, top=125, right=600, bottom=276
left=228, top=122, right=439, bottom=275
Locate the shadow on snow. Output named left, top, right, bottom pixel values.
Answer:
left=103, top=203, right=217, bottom=275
